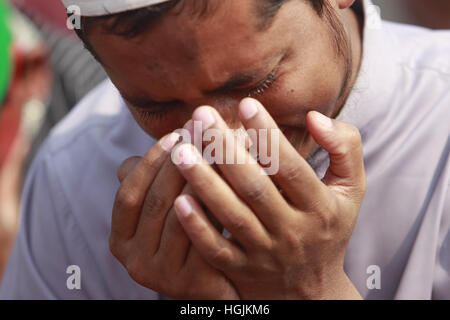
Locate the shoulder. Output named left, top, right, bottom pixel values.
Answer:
left=352, top=20, right=450, bottom=211
left=0, top=80, right=160, bottom=299
left=371, top=22, right=450, bottom=130
left=45, top=79, right=131, bottom=154
left=385, top=22, right=450, bottom=78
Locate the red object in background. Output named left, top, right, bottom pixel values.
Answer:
left=0, top=48, right=24, bottom=169
left=12, top=0, right=71, bottom=34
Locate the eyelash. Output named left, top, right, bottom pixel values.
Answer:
left=138, top=108, right=170, bottom=122
left=247, top=72, right=277, bottom=98
left=136, top=71, right=278, bottom=122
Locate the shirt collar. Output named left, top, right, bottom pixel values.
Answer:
left=308, top=0, right=402, bottom=174
left=336, top=0, right=401, bottom=135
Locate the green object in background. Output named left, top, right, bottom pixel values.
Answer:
left=0, top=0, right=12, bottom=108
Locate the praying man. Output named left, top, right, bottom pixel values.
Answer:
left=0, top=0, right=449, bottom=299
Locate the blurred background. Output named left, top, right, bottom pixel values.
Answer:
left=373, top=0, right=450, bottom=29
left=0, top=0, right=449, bottom=279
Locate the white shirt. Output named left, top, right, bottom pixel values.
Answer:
left=1, top=0, right=449, bottom=299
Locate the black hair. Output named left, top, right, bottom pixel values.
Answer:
left=72, top=0, right=352, bottom=88
left=74, top=0, right=326, bottom=47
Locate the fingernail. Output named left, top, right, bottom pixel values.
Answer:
left=193, top=107, right=216, bottom=131
left=313, top=112, right=333, bottom=129
left=239, top=98, right=259, bottom=120
left=175, top=196, right=193, bottom=218
left=160, top=132, right=181, bottom=152
left=173, top=144, right=201, bottom=169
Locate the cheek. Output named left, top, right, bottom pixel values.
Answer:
left=269, top=24, right=348, bottom=120
left=286, top=67, right=342, bottom=114
left=267, top=60, right=344, bottom=125
left=256, top=55, right=345, bottom=158
left=260, top=67, right=342, bottom=126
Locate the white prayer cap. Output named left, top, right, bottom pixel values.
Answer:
left=62, top=0, right=172, bottom=17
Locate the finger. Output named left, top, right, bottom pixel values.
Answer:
left=188, top=114, right=252, bottom=152
left=158, top=184, right=225, bottom=273
left=117, top=156, right=141, bottom=183
left=155, top=184, right=193, bottom=272
left=238, top=98, right=327, bottom=209
left=172, top=143, right=272, bottom=250
left=134, top=144, right=187, bottom=254
left=306, top=111, right=366, bottom=195
left=176, top=119, right=194, bottom=145
left=192, top=106, right=291, bottom=233
left=174, top=194, right=246, bottom=271
left=111, top=132, right=180, bottom=245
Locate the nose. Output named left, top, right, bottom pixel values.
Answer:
left=186, top=95, right=243, bottom=129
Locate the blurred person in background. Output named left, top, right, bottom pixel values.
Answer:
left=408, top=0, right=450, bottom=29
left=0, top=0, right=105, bottom=279
left=11, top=0, right=71, bottom=32
left=0, top=0, right=46, bottom=278
left=374, top=0, right=450, bottom=29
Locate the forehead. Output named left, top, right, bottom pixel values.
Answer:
left=89, top=0, right=301, bottom=100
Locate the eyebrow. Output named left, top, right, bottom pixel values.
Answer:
left=123, top=52, right=285, bottom=109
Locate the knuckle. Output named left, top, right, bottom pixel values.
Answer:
left=117, top=156, right=141, bottom=179
left=226, top=216, right=248, bottom=234
left=140, top=156, right=162, bottom=177
left=318, top=201, right=339, bottom=231
left=347, top=126, right=363, bottom=148
left=125, top=256, right=143, bottom=283
left=261, top=236, right=275, bottom=252
left=143, top=191, right=167, bottom=216
left=211, top=246, right=234, bottom=266
left=109, top=234, right=122, bottom=260
left=320, top=212, right=338, bottom=232
left=280, top=164, right=302, bottom=183
left=125, top=255, right=153, bottom=288
left=335, top=125, right=362, bottom=156
left=115, top=189, right=141, bottom=211
left=283, top=229, right=302, bottom=249
left=304, top=199, right=338, bottom=235
left=305, top=214, right=335, bottom=246
left=241, top=181, right=269, bottom=203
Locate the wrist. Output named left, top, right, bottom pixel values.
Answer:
left=294, top=269, right=362, bottom=300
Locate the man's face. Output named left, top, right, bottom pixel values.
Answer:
left=89, top=0, right=350, bottom=159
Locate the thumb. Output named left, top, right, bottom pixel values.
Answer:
left=306, top=111, right=366, bottom=192
left=117, top=156, right=142, bottom=183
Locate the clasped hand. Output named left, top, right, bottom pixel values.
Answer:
left=110, top=98, right=366, bottom=299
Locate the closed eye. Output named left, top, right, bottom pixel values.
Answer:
left=246, top=71, right=277, bottom=97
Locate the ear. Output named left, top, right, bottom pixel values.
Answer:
left=336, top=0, right=356, bottom=10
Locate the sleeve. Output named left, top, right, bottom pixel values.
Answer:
left=0, top=151, right=97, bottom=299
